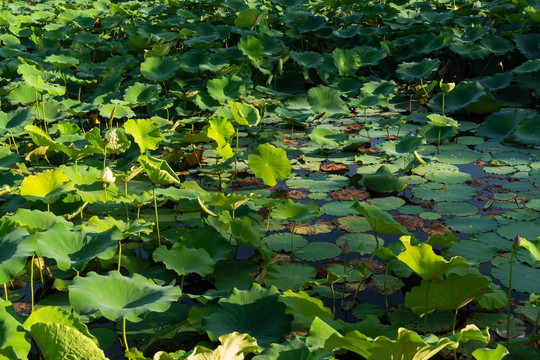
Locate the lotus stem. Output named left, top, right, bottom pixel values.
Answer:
left=442, top=93, right=445, bottom=115
left=3, top=283, right=7, bottom=301
left=10, top=132, right=18, bottom=154
left=41, top=95, right=47, bottom=133
left=506, top=246, right=517, bottom=348
left=384, top=266, right=389, bottom=315
left=364, top=109, right=371, bottom=142
left=424, top=280, right=431, bottom=334
left=30, top=253, right=35, bottom=313
left=291, top=222, right=297, bottom=263
left=437, top=129, right=441, bottom=154
left=47, top=203, right=50, bottom=212
left=331, top=282, right=336, bottom=316
left=153, top=184, right=161, bottom=246
left=353, top=233, right=380, bottom=300
left=525, top=308, right=540, bottom=360
left=180, top=275, right=184, bottom=293
left=291, top=125, right=294, bottom=140
left=452, top=308, right=458, bottom=335
left=122, top=318, right=129, bottom=351
left=125, top=182, right=129, bottom=221
left=104, top=185, right=109, bottom=216
left=117, top=241, right=122, bottom=272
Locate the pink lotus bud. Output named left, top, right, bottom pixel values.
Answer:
left=342, top=241, right=350, bottom=255
left=513, top=235, right=520, bottom=249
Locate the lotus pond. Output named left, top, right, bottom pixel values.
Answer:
left=1, top=0, right=540, bottom=359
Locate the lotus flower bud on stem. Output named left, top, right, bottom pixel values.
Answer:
left=102, top=167, right=116, bottom=185
left=342, top=241, right=350, bottom=255
left=513, top=235, right=521, bottom=250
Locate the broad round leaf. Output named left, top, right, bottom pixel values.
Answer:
left=69, top=271, right=181, bottom=322
left=0, top=228, right=35, bottom=284
left=20, top=168, right=72, bottom=204
left=396, top=58, right=440, bottom=82
left=204, top=283, right=292, bottom=346
left=352, top=200, right=408, bottom=235
left=204, top=116, right=235, bottom=159
left=248, top=143, right=292, bottom=186
left=263, top=263, right=317, bottom=291
left=307, top=85, right=349, bottom=117
left=153, top=245, right=216, bottom=277
left=411, top=183, right=476, bottom=202
left=139, top=155, right=180, bottom=185
left=309, top=127, right=348, bottom=147
left=0, top=299, right=31, bottom=360
left=140, top=56, right=179, bottom=82
left=124, top=118, right=162, bottom=154
left=123, top=83, right=161, bottom=105
left=278, top=290, right=334, bottom=328
left=272, top=199, right=319, bottom=223
left=362, top=165, right=407, bottom=193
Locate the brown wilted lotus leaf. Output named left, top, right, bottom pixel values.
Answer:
left=234, top=178, right=263, bottom=189
left=423, top=222, right=451, bottom=235
left=350, top=258, right=385, bottom=274
left=287, top=190, right=309, bottom=199
left=331, top=189, right=369, bottom=201
left=393, top=214, right=425, bottom=232
left=320, top=162, right=348, bottom=173
left=354, top=142, right=380, bottom=154
left=466, top=179, right=487, bottom=187
left=289, top=219, right=336, bottom=235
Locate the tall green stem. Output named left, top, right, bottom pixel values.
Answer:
left=424, top=280, right=431, bottom=333
left=507, top=247, right=517, bottom=348
left=153, top=184, right=160, bottom=246
left=117, top=241, right=122, bottom=272
left=442, top=93, right=445, bottom=115
left=525, top=308, right=540, bottom=360
left=30, top=253, right=35, bottom=313
left=291, top=222, right=297, bottom=263
left=384, top=266, right=389, bottom=314
left=122, top=318, right=129, bottom=350
left=330, top=282, right=336, bottom=316
left=353, top=233, right=380, bottom=300
left=3, top=283, right=7, bottom=301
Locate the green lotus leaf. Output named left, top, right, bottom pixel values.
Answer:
left=44, top=54, right=79, bottom=69
left=22, top=73, right=65, bottom=96
left=434, top=151, right=481, bottom=165
left=83, top=216, right=154, bottom=237
left=333, top=48, right=361, bottom=76
left=378, top=136, right=426, bottom=158
left=508, top=115, right=540, bottom=146
left=0, top=299, right=31, bottom=360
left=207, top=75, right=248, bottom=104
left=37, top=223, right=121, bottom=272
left=235, top=8, right=266, bottom=28
left=153, top=245, right=216, bottom=277
left=278, top=290, right=333, bottom=328
left=350, top=93, right=387, bottom=109
left=293, top=221, right=336, bottom=237
left=8, top=84, right=36, bottom=106
left=272, top=199, right=319, bottom=223
left=98, top=104, right=135, bottom=120
left=336, top=233, right=377, bottom=254
left=411, top=183, right=476, bottom=202
left=423, top=170, right=472, bottom=184
left=124, top=118, right=162, bottom=154
left=445, top=216, right=498, bottom=234
left=397, top=236, right=468, bottom=280
left=295, top=242, right=341, bottom=261
left=230, top=217, right=273, bottom=260
left=497, top=221, right=540, bottom=240
left=324, top=327, right=452, bottom=360
left=287, top=173, right=349, bottom=193
left=69, top=271, right=181, bottom=323
left=203, top=283, right=292, bottom=346
left=204, top=116, right=235, bottom=159
left=357, top=46, right=387, bottom=66
left=472, top=344, right=509, bottom=360
left=54, top=135, right=100, bottom=161
left=8, top=209, right=73, bottom=233
left=187, top=332, right=258, bottom=360
left=362, top=165, right=407, bottom=193
left=289, top=51, right=324, bottom=69
left=431, top=81, right=486, bottom=114
left=396, top=58, right=440, bottom=82
left=23, top=306, right=97, bottom=345
left=138, top=154, right=180, bottom=185
left=263, top=233, right=308, bottom=252
left=427, top=114, right=459, bottom=128
left=520, top=237, right=540, bottom=266
left=264, top=263, right=317, bottom=291
left=140, top=56, right=179, bottom=82
left=405, top=273, right=491, bottom=316
left=20, top=168, right=72, bottom=204
left=0, top=228, right=34, bottom=285
left=492, top=259, right=540, bottom=294
left=449, top=42, right=490, bottom=59
left=238, top=35, right=265, bottom=60
left=0, top=108, right=34, bottom=136
left=123, top=82, right=161, bottom=105
left=512, top=59, right=540, bottom=75
left=248, top=143, right=291, bottom=187
left=254, top=336, right=334, bottom=360
left=309, top=127, right=348, bottom=147
left=352, top=200, right=408, bottom=235
left=28, top=323, right=107, bottom=360
left=307, top=85, right=349, bottom=117
left=229, top=101, right=260, bottom=126
left=0, top=148, right=19, bottom=171
left=427, top=231, right=460, bottom=249
left=513, top=33, right=540, bottom=60
left=24, top=124, right=56, bottom=148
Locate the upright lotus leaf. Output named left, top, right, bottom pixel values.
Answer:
left=187, top=332, right=258, bottom=360
left=28, top=323, right=107, bottom=360
left=124, top=118, right=162, bottom=154
left=324, top=327, right=452, bottom=360
left=228, top=101, right=261, bottom=126
left=44, top=54, right=79, bottom=69
left=203, top=283, right=292, bottom=346
left=378, top=136, right=426, bottom=158
left=351, top=200, right=408, bottom=235
left=138, top=155, right=180, bottom=185
left=8, top=209, right=73, bottom=233
left=477, top=108, right=531, bottom=140
left=272, top=199, right=320, bottom=223
left=289, top=51, right=324, bottom=69
left=427, top=114, right=459, bottom=128
left=0, top=108, right=34, bottom=136
left=254, top=336, right=334, bottom=360
left=472, top=344, right=509, bottom=360
left=82, top=216, right=154, bottom=237
left=153, top=245, right=216, bottom=277
left=69, top=271, right=181, bottom=323
left=235, top=8, right=267, bottom=28
left=309, top=127, right=348, bottom=148
left=230, top=217, right=273, bottom=260
left=405, top=273, right=491, bottom=316
left=508, top=115, right=540, bottom=146
left=278, top=290, right=334, bottom=327
left=396, top=58, right=440, bottom=82
left=36, top=223, right=121, bottom=272
left=54, top=135, right=100, bottom=162
left=0, top=299, right=31, bottom=360
left=20, top=169, right=72, bottom=205
left=23, top=306, right=97, bottom=345
left=362, top=165, right=407, bottom=193
left=333, top=48, right=361, bottom=76
left=238, top=35, right=265, bottom=60
left=123, top=82, right=161, bottom=105
left=397, top=236, right=468, bottom=280
left=140, top=56, right=179, bottom=82
left=520, top=237, right=540, bottom=265
left=24, top=124, right=56, bottom=148
left=307, top=85, right=349, bottom=117
left=204, top=116, right=235, bottom=159
left=99, top=104, right=135, bottom=120
left=0, top=228, right=35, bottom=284
left=248, top=143, right=292, bottom=186
left=431, top=81, right=486, bottom=114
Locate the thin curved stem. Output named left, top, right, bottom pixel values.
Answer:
left=507, top=248, right=516, bottom=348
left=117, top=241, right=122, bottom=272
left=122, top=318, right=129, bottom=351
left=30, top=253, right=35, bottom=313
left=525, top=308, right=540, bottom=360
left=153, top=184, right=160, bottom=246
left=291, top=222, right=297, bottom=263
left=3, top=283, right=7, bottom=301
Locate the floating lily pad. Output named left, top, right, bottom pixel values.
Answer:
left=435, top=151, right=481, bottom=165
left=411, top=183, right=476, bottom=202
left=287, top=173, right=349, bottom=193
left=445, top=216, right=498, bottom=234
left=334, top=215, right=372, bottom=233
left=263, top=263, right=317, bottom=291
left=491, top=260, right=540, bottom=294
left=369, top=196, right=406, bottom=211
left=295, top=242, right=341, bottom=261
left=264, top=233, right=307, bottom=252
left=497, top=221, right=540, bottom=240
left=322, top=201, right=357, bottom=217
left=336, top=233, right=377, bottom=255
